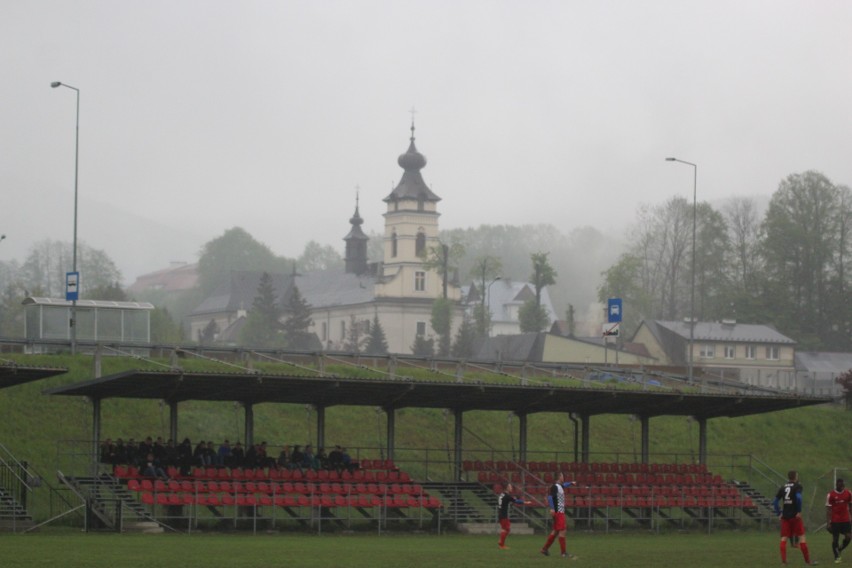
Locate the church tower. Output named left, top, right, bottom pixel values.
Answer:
left=343, top=193, right=369, bottom=275
left=376, top=122, right=457, bottom=301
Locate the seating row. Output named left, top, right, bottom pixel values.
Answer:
left=139, top=491, right=442, bottom=509
left=115, top=465, right=410, bottom=483
left=478, top=471, right=724, bottom=486
left=553, top=495, right=756, bottom=509
left=516, top=483, right=742, bottom=498
left=464, top=460, right=709, bottom=475
left=127, top=479, right=429, bottom=497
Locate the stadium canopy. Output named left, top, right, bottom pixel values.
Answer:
left=45, top=368, right=831, bottom=469
left=0, top=361, right=67, bottom=389
left=43, top=369, right=825, bottom=418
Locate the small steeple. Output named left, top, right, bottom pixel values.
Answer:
left=344, top=188, right=369, bottom=275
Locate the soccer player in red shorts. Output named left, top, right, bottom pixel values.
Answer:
left=826, top=478, right=852, bottom=564
left=496, top=483, right=530, bottom=550
left=540, top=472, right=577, bottom=559
left=774, top=470, right=816, bottom=565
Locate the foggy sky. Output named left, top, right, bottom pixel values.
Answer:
left=3, top=1, right=851, bottom=285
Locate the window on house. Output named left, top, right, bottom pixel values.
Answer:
left=724, top=345, right=735, bottom=359
left=416, top=321, right=427, bottom=336
left=415, top=230, right=426, bottom=256
left=745, top=345, right=756, bottom=359
left=699, top=344, right=715, bottom=358
left=340, top=320, right=346, bottom=340
left=415, top=271, right=426, bottom=291
left=391, top=232, right=398, bottom=258
left=766, top=346, right=780, bottom=360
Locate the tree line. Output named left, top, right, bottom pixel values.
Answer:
left=1, top=170, right=848, bottom=353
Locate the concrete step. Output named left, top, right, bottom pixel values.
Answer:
left=123, top=521, right=164, bottom=534
left=458, top=521, right=535, bottom=535
left=0, top=519, right=35, bottom=532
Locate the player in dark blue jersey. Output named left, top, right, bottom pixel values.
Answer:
left=496, top=483, right=530, bottom=550
left=540, top=472, right=578, bottom=559
left=773, top=470, right=815, bottom=565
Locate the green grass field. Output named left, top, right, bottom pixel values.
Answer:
left=0, top=530, right=834, bottom=567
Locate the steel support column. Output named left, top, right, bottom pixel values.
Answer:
left=316, top=405, right=326, bottom=450
left=518, top=412, right=528, bottom=464
left=698, top=417, right=708, bottom=465
left=244, top=403, right=254, bottom=448
left=640, top=416, right=650, bottom=464
left=386, top=407, right=395, bottom=463
left=454, top=409, right=464, bottom=480
left=581, top=414, right=590, bottom=463
left=169, top=401, right=178, bottom=442
left=91, top=397, right=101, bottom=476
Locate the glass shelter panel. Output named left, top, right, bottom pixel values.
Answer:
left=97, top=309, right=123, bottom=341
left=124, top=310, right=149, bottom=342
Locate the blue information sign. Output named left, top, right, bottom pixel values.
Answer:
left=607, top=298, right=622, bottom=323
left=66, top=272, right=79, bottom=301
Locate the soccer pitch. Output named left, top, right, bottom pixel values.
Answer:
left=0, top=530, right=831, bottom=567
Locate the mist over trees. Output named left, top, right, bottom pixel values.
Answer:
left=598, top=170, right=851, bottom=351
left=1, top=170, right=848, bottom=353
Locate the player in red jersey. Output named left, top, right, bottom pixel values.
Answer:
left=774, top=470, right=815, bottom=565
left=496, top=483, right=531, bottom=550
left=826, top=478, right=852, bottom=564
left=540, top=472, right=577, bottom=559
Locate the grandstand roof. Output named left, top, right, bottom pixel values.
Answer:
left=0, top=362, right=67, bottom=389
left=43, top=369, right=830, bottom=419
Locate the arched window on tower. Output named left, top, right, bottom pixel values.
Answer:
left=391, top=231, right=398, bottom=258
left=415, top=230, right=426, bottom=257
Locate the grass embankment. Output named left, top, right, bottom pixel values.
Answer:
left=1, top=353, right=849, bottom=526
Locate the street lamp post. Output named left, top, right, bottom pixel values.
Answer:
left=51, top=81, right=80, bottom=355
left=665, top=157, right=697, bottom=384
left=486, top=276, right=502, bottom=337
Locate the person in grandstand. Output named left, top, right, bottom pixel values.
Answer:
left=773, top=470, right=815, bottom=565
left=826, top=478, right=852, bottom=564
left=540, top=472, right=578, bottom=559
left=496, top=483, right=531, bottom=550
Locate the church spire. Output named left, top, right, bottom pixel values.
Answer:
left=344, top=188, right=369, bottom=275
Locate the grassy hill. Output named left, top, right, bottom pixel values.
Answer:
left=2, top=352, right=850, bottom=526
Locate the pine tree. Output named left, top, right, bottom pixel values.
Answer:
left=239, top=272, right=285, bottom=348
left=451, top=316, right=477, bottom=358
left=282, top=284, right=314, bottom=350
left=343, top=314, right=364, bottom=353
left=411, top=334, right=434, bottom=358
left=364, top=314, right=389, bottom=355
left=430, top=298, right=453, bottom=357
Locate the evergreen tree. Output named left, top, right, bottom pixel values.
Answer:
left=239, top=272, right=284, bottom=348
left=411, top=334, right=435, bottom=358
left=343, top=314, right=365, bottom=353
left=451, top=316, right=477, bottom=358
left=199, top=318, right=219, bottom=345
left=519, top=297, right=549, bottom=332
left=364, top=314, right=389, bottom=355
left=150, top=306, right=183, bottom=344
left=430, top=298, right=453, bottom=356
left=282, top=284, right=314, bottom=350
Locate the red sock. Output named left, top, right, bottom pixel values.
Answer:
left=780, top=541, right=787, bottom=563
left=800, top=542, right=810, bottom=564
left=499, top=531, right=507, bottom=546
left=543, top=534, right=555, bottom=550
left=559, top=536, right=566, bottom=554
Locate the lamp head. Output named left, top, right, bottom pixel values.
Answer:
left=665, top=157, right=676, bottom=161
left=51, top=81, right=62, bottom=88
